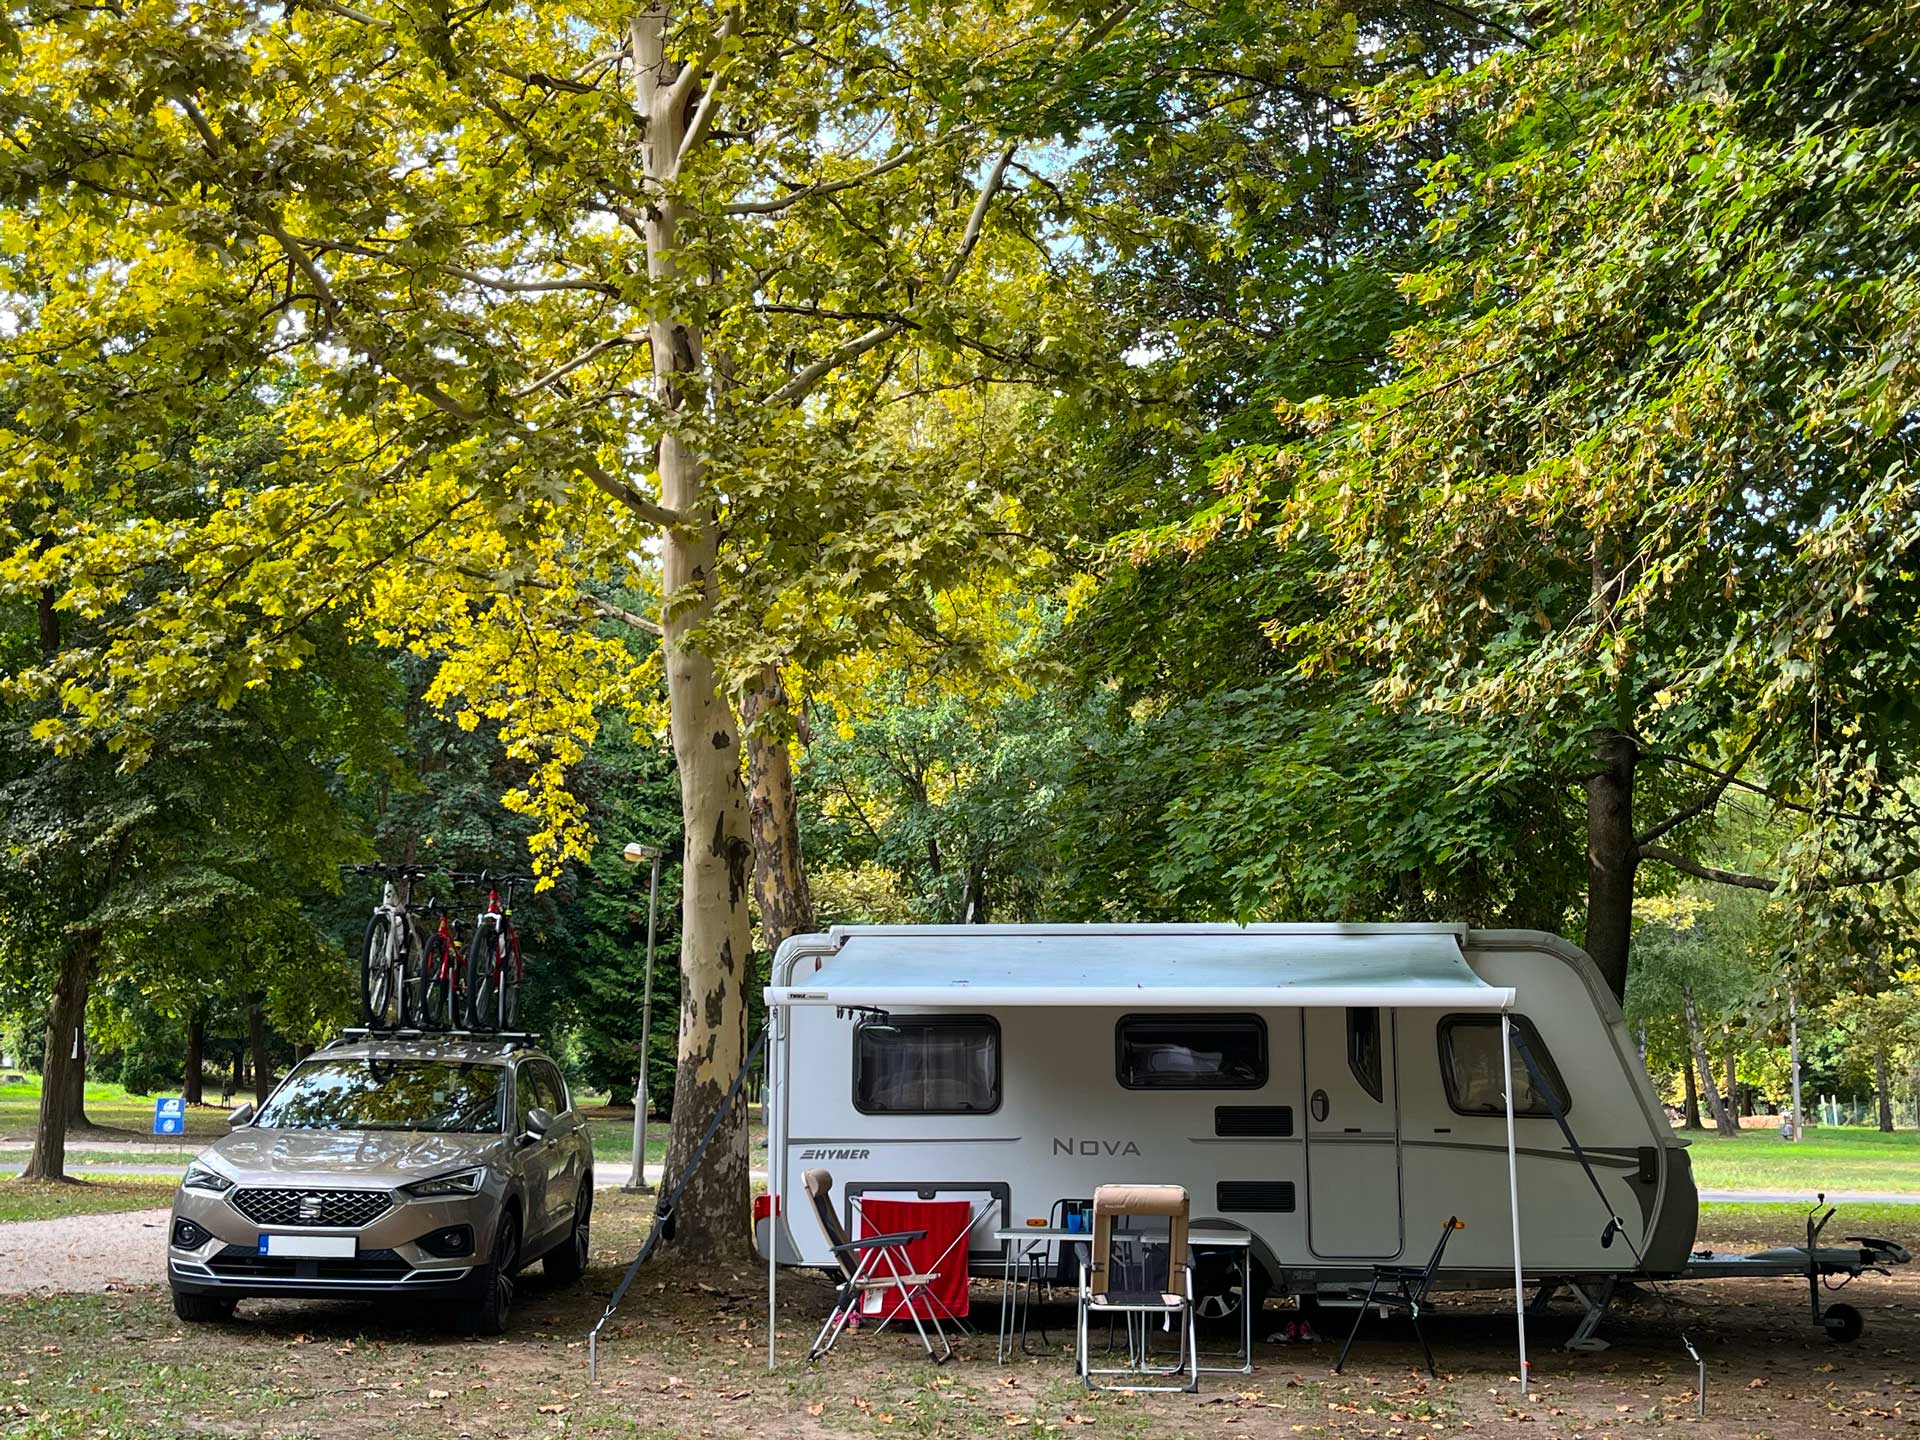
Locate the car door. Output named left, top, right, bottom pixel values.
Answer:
left=511, top=1062, right=552, bottom=1248
left=530, top=1061, right=582, bottom=1238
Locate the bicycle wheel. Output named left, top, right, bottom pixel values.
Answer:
left=360, top=912, right=397, bottom=1028
left=421, top=934, right=453, bottom=1030
left=465, top=925, right=500, bottom=1032
left=496, top=929, right=520, bottom=1032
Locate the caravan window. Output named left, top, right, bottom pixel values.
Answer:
left=854, top=1016, right=1000, bottom=1115
left=1437, top=1015, right=1571, bottom=1118
left=1116, top=1014, right=1267, bottom=1090
left=1347, top=1007, right=1384, bottom=1102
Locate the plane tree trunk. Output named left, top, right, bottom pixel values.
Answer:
left=1681, top=1036, right=1702, bottom=1129
left=1876, top=1048, right=1896, bottom=1133
left=637, top=7, right=757, bottom=1262
left=743, top=668, right=815, bottom=956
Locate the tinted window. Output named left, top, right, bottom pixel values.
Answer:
left=253, top=1059, right=506, bottom=1133
left=1438, top=1016, right=1571, bottom=1118
left=1347, top=1007, right=1383, bottom=1102
left=854, top=1017, right=999, bottom=1114
left=1116, top=1015, right=1266, bottom=1090
left=537, top=1062, right=571, bottom=1115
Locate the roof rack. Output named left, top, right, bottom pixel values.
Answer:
left=329, top=1027, right=545, bottom=1053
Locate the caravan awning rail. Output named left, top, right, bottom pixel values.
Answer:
left=763, top=927, right=1514, bottom=1011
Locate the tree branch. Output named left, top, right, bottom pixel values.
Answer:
left=576, top=455, right=683, bottom=530
left=1637, top=845, right=1780, bottom=892
left=761, top=322, right=905, bottom=408
left=1635, top=734, right=1763, bottom=847
left=941, top=144, right=1017, bottom=286
left=720, top=143, right=931, bottom=215
left=511, top=334, right=646, bottom=399
left=588, top=595, right=664, bottom=636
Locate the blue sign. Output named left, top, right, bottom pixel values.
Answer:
left=153, top=1096, right=184, bottom=1136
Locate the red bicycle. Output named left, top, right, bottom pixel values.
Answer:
left=418, top=894, right=468, bottom=1030
left=459, top=871, right=528, bottom=1031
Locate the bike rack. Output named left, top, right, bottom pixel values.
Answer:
left=331, top=1026, right=545, bottom=1048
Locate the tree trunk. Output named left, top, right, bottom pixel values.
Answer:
left=183, top=1014, right=205, bottom=1106
left=1684, top=987, right=1738, bottom=1138
left=1724, top=1029, right=1739, bottom=1118
left=22, top=936, right=97, bottom=1181
left=638, top=7, right=756, bottom=1262
left=1583, top=728, right=1637, bottom=1001
left=1875, top=1047, right=1895, bottom=1133
left=1681, top=1032, right=1702, bottom=1129
left=63, top=1015, right=88, bottom=1128
left=743, top=667, right=815, bottom=955
left=246, top=1002, right=273, bottom=1099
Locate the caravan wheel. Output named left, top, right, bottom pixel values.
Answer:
left=1193, top=1252, right=1270, bottom=1330
left=1822, top=1303, right=1863, bottom=1343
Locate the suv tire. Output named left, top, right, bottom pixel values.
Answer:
left=462, top=1210, right=519, bottom=1337
left=544, top=1182, right=592, bottom=1284
left=172, top=1290, right=236, bottom=1324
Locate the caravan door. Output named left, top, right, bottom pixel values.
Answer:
left=1302, top=1007, right=1404, bottom=1259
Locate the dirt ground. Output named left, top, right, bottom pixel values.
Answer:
left=1, top=1198, right=1913, bottom=1439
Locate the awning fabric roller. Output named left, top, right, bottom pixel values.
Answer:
left=763, top=926, right=1513, bottom=1012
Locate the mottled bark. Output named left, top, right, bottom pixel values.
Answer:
left=1684, top=987, right=1738, bottom=1137
left=1724, top=1030, right=1739, bottom=1117
left=1876, top=1048, right=1895, bottom=1133
left=22, top=936, right=96, bottom=1181
left=638, top=6, right=756, bottom=1262
left=183, top=1014, right=205, bottom=1106
left=743, top=668, right=815, bottom=956
left=1584, top=729, right=1637, bottom=1002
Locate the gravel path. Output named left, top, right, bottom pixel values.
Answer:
left=0, top=1207, right=170, bottom=1294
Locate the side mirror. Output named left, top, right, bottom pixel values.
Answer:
left=228, top=1102, right=255, bottom=1129
left=523, top=1107, right=554, bottom=1142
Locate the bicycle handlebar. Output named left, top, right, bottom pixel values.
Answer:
left=450, top=869, right=536, bottom=887
left=345, top=863, right=428, bottom=881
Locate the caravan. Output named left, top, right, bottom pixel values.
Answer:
left=757, top=923, right=1700, bottom=1322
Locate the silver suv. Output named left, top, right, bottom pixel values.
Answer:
left=167, top=1035, right=593, bottom=1335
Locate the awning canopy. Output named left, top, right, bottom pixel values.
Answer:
left=763, top=926, right=1513, bottom=1012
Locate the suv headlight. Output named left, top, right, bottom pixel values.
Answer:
left=401, top=1167, right=487, bottom=1199
left=182, top=1162, right=234, bottom=1194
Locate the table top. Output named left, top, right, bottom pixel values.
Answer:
left=991, top=1226, right=1251, bottom=1247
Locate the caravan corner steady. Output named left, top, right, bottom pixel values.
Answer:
left=756, top=923, right=1908, bottom=1367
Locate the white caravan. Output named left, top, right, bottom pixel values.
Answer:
left=757, top=924, right=1699, bottom=1316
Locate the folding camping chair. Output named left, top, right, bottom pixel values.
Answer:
left=802, top=1169, right=956, bottom=1364
left=1334, top=1216, right=1463, bottom=1378
left=1076, top=1183, right=1199, bottom=1393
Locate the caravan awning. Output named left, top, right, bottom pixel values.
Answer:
left=763, top=926, right=1513, bottom=1011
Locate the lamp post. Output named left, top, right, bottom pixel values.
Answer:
left=621, top=841, right=662, bottom=1192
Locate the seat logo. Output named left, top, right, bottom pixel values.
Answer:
left=298, top=1194, right=325, bottom=1223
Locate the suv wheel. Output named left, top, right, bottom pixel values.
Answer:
left=544, top=1181, right=592, bottom=1285
left=463, top=1211, right=519, bottom=1337
left=172, top=1290, right=236, bottom=1324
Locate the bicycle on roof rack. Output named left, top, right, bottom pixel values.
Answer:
left=454, top=870, right=530, bottom=1032
left=418, top=887, right=469, bottom=1031
left=345, top=863, right=429, bottom=1029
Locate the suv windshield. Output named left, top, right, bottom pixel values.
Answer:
left=253, top=1058, right=506, bottom=1133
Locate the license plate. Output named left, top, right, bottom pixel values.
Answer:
left=258, top=1234, right=356, bottom=1259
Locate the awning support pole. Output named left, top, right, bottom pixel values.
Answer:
left=1502, top=1011, right=1529, bottom=1396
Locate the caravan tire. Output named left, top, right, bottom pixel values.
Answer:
left=1193, top=1253, right=1271, bottom=1331
left=1822, top=1303, right=1863, bottom=1343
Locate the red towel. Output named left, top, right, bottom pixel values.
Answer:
left=856, top=1197, right=972, bottom=1320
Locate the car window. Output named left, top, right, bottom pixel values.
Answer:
left=514, top=1065, right=539, bottom=1134
left=252, top=1059, right=506, bottom=1133
left=536, top=1061, right=571, bottom=1115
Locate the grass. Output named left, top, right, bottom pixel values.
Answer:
left=0, top=1073, right=259, bottom=1144
left=0, top=1177, right=179, bottom=1223
left=1, top=1186, right=1915, bottom=1439
left=1678, top=1123, right=1920, bottom=1193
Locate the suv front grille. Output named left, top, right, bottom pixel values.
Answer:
left=231, top=1187, right=392, bottom=1229
left=208, top=1245, right=412, bottom=1282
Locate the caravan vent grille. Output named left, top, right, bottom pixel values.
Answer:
left=1214, top=1106, right=1293, bottom=1137
left=1217, top=1181, right=1295, bottom=1213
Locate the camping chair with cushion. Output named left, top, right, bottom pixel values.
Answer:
left=802, top=1169, right=955, bottom=1364
left=1076, top=1183, right=1199, bottom=1393
left=1334, top=1216, right=1464, bottom=1378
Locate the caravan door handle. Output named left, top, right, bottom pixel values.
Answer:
left=1309, top=1090, right=1330, bottom=1124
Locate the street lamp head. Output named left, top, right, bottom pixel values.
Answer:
left=623, top=842, right=661, bottom=865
